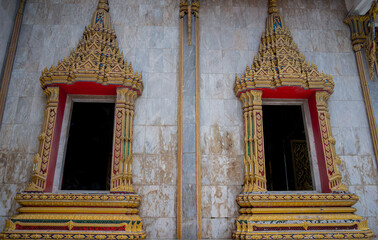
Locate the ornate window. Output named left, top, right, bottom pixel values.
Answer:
left=1, top=1, right=146, bottom=239
left=232, top=1, right=373, bottom=239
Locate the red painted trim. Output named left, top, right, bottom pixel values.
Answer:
left=45, top=81, right=140, bottom=96
left=252, top=225, right=357, bottom=231
left=23, top=205, right=125, bottom=208
left=16, top=225, right=127, bottom=231
left=43, top=82, right=124, bottom=192
left=16, top=225, right=68, bottom=230
left=72, top=226, right=125, bottom=231
left=238, top=86, right=324, bottom=99
left=44, top=88, right=67, bottom=192
left=308, top=93, right=331, bottom=193
left=256, top=86, right=332, bottom=193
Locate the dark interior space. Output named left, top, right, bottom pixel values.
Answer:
left=263, top=105, right=313, bottom=191
left=61, top=102, right=115, bottom=190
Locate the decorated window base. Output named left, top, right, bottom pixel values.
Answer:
left=233, top=192, right=373, bottom=239
left=1, top=193, right=145, bottom=239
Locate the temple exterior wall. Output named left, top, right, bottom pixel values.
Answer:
left=0, top=0, right=377, bottom=239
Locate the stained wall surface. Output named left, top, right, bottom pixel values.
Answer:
left=0, top=0, right=377, bottom=239
left=0, top=0, right=19, bottom=84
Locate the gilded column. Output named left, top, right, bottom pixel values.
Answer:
left=315, top=91, right=348, bottom=192
left=239, top=90, right=266, bottom=192
left=194, top=8, right=201, bottom=240
left=345, top=15, right=378, bottom=165
left=177, top=11, right=184, bottom=240
left=178, top=1, right=200, bottom=238
left=111, top=87, right=138, bottom=192
left=0, top=0, right=26, bottom=125
left=25, top=86, right=59, bottom=192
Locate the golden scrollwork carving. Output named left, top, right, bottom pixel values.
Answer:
left=345, top=6, right=378, bottom=169
left=179, top=0, right=199, bottom=46
left=4, top=220, right=15, bottom=231
left=25, top=86, right=59, bottom=192
left=290, top=140, right=313, bottom=190
left=344, top=4, right=378, bottom=82
left=344, top=15, right=370, bottom=49
left=111, top=87, right=138, bottom=192
left=1, top=192, right=145, bottom=239
left=239, top=90, right=266, bottom=192
left=315, top=91, right=348, bottom=192
left=234, top=0, right=334, bottom=96
left=39, top=0, right=143, bottom=94
left=233, top=193, right=373, bottom=240
left=17, top=0, right=26, bottom=14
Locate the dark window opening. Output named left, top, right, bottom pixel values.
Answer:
left=61, top=102, right=115, bottom=190
left=263, top=105, right=313, bottom=191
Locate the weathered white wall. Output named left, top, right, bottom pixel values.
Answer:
left=0, top=0, right=19, bottom=83
left=0, top=0, right=377, bottom=239
left=344, top=0, right=373, bottom=15
left=113, top=1, right=179, bottom=238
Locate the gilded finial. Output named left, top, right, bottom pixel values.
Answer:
left=91, top=0, right=111, bottom=28
left=268, top=0, right=279, bottom=14
left=97, top=0, right=109, bottom=12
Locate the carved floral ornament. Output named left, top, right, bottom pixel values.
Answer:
left=179, top=0, right=199, bottom=45
left=344, top=2, right=378, bottom=169
left=234, top=15, right=334, bottom=94
left=344, top=1, right=378, bottom=82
